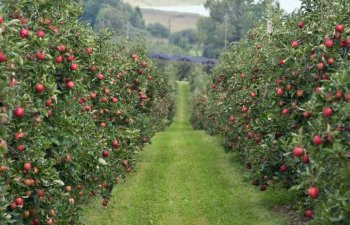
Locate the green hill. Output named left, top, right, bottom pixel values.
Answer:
left=141, top=9, right=201, bottom=33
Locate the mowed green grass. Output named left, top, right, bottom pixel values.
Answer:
left=81, top=82, right=291, bottom=225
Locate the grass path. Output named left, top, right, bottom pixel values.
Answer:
left=81, top=82, right=290, bottom=225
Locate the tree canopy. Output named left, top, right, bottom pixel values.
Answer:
left=81, top=0, right=145, bottom=35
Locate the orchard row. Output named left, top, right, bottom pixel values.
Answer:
left=191, top=0, right=349, bottom=224
left=0, top=0, right=174, bottom=224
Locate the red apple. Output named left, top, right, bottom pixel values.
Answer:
left=298, top=21, right=304, bottom=28
left=102, top=150, right=109, bottom=158
left=36, top=51, right=46, bottom=60
left=100, top=97, right=108, bottom=103
left=259, top=185, right=267, bottom=191
left=241, top=105, right=248, bottom=112
left=8, top=78, right=16, bottom=87
left=291, top=40, right=298, bottom=48
left=97, top=74, right=104, bottom=80
left=327, top=58, right=334, bottom=65
left=46, top=99, right=52, bottom=107
left=279, top=165, right=287, bottom=172
left=90, top=92, right=97, bottom=99
left=10, top=201, right=17, bottom=209
left=66, top=81, right=74, bottom=90
left=281, top=108, right=289, bottom=115
left=46, top=219, right=53, bottom=225
left=313, top=135, right=323, bottom=145
left=302, top=155, right=310, bottom=164
left=66, top=55, right=74, bottom=62
left=279, top=59, right=285, bottom=65
left=112, top=139, right=119, bottom=148
left=324, top=38, right=333, bottom=48
left=13, top=107, right=25, bottom=118
left=316, top=62, right=324, bottom=70
left=307, top=186, right=319, bottom=199
left=304, top=209, right=313, bottom=218
left=303, top=111, right=312, bottom=118
left=70, top=63, right=78, bottom=71
left=55, top=55, right=63, bottom=63
left=335, top=90, right=343, bottom=100
left=276, top=88, right=284, bottom=96
left=44, top=18, right=51, bottom=25
left=23, top=162, right=31, bottom=171
left=344, top=93, right=350, bottom=102
left=0, top=51, right=7, bottom=63
left=89, top=65, right=97, bottom=71
left=36, top=30, right=45, bottom=37
left=35, top=83, right=45, bottom=93
left=17, top=145, right=25, bottom=152
left=0, top=16, right=3, bottom=24
left=229, top=115, right=235, bottom=124
left=335, top=24, right=344, bottom=32
left=57, top=45, right=66, bottom=52
left=84, top=105, right=91, bottom=112
left=15, top=197, right=23, bottom=205
left=19, top=28, right=29, bottom=38
left=0, top=164, right=8, bottom=172
left=322, top=107, right=332, bottom=117
left=15, top=132, right=25, bottom=140
left=247, top=132, right=254, bottom=139
left=86, top=48, right=93, bottom=55
left=102, top=198, right=108, bottom=207
left=293, top=146, right=304, bottom=157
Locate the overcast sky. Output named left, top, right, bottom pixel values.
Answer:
left=278, top=0, right=301, bottom=13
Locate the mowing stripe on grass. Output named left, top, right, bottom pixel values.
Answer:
left=81, top=81, right=290, bottom=225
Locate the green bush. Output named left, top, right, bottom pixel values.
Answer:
left=146, top=23, right=170, bottom=38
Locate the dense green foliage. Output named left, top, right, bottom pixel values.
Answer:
left=191, top=0, right=350, bottom=224
left=170, top=29, right=199, bottom=50
left=146, top=22, right=170, bottom=38
left=0, top=0, right=173, bottom=224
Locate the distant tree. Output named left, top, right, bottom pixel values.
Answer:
left=197, top=0, right=280, bottom=58
left=130, top=7, right=146, bottom=29
left=81, top=0, right=102, bottom=27
left=170, top=29, right=199, bottom=49
left=147, top=23, right=170, bottom=38
left=196, top=17, right=223, bottom=58
left=94, top=4, right=127, bottom=31
left=81, top=0, right=146, bottom=35
left=205, top=0, right=255, bottom=41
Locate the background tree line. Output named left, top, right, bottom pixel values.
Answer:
left=80, top=0, right=283, bottom=58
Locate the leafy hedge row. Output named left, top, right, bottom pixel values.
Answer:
left=0, top=1, right=174, bottom=224
left=191, top=0, right=349, bottom=224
